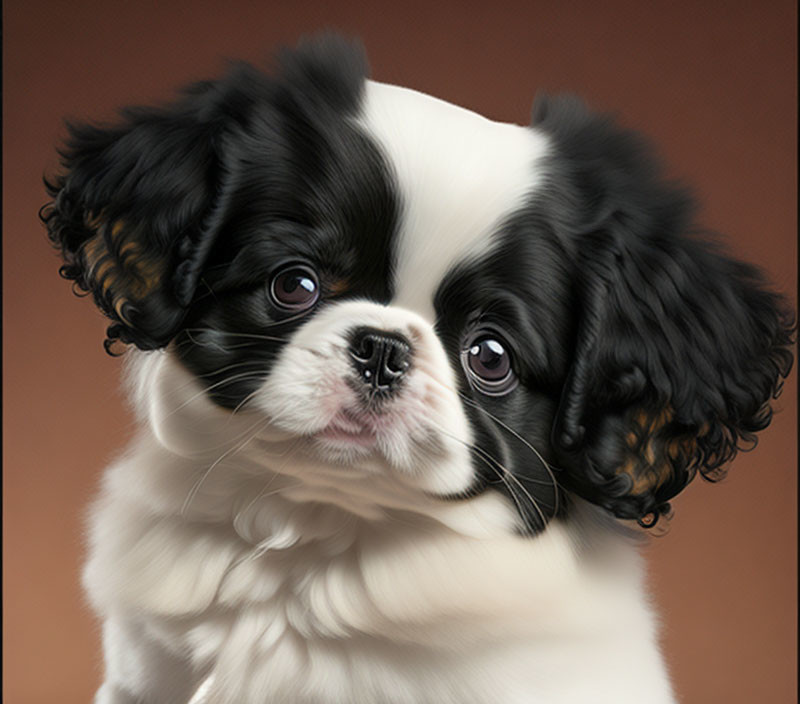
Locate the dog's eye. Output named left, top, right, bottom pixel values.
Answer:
left=462, top=334, right=518, bottom=396
left=468, top=338, right=510, bottom=380
left=270, top=265, right=319, bottom=311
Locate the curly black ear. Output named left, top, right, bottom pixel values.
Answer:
left=535, top=95, right=796, bottom=526
left=42, top=37, right=370, bottom=353
left=41, top=66, right=268, bottom=352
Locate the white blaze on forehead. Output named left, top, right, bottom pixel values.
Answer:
left=358, top=80, right=550, bottom=320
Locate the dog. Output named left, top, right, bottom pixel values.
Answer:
left=44, top=35, right=794, bottom=704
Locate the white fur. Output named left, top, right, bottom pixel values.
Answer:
left=85, top=83, right=676, bottom=703
left=359, top=81, right=549, bottom=320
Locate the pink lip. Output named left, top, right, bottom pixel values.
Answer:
left=316, top=411, right=377, bottom=447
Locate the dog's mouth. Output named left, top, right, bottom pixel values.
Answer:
left=314, top=407, right=381, bottom=449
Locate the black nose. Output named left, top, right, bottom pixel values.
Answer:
left=349, top=327, right=412, bottom=393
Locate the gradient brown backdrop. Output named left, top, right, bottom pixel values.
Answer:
left=3, top=1, right=797, bottom=702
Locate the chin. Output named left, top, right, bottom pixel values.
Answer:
left=43, top=35, right=793, bottom=704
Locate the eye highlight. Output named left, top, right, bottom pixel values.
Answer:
left=462, top=332, right=518, bottom=396
left=269, top=265, right=319, bottom=311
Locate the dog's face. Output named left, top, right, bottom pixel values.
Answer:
left=45, top=37, right=793, bottom=534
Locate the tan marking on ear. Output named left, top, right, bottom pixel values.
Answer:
left=616, top=455, right=670, bottom=495
left=632, top=407, right=673, bottom=434
left=126, top=253, right=162, bottom=298
left=82, top=233, right=112, bottom=280
left=617, top=407, right=681, bottom=495
left=665, top=435, right=698, bottom=462
left=84, top=210, right=105, bottom=231
left=80, top=219, right=164, bottom=321
left=617, top=407, right=705, bottom=495
left=114, top=297, right=133, bottom=325
left=643, top=438, right=657, bottom=466
left=629, top=461, right=673, bottom=495
left=615, top=458, right=637, bottom=485
left=96, top=261, right=117, bottom=294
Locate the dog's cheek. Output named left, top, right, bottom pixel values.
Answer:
left=126, top=351, right=273, bottom=456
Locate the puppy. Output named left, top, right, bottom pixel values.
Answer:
left=44, top=36, right=793, bottom=704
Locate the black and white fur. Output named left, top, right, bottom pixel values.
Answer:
left=44, top=36, right=794, bottom=704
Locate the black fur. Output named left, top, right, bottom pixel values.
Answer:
left=531, top=95, right=795, bottom=525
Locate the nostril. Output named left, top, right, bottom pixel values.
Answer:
left=386, top=341, right=410, bottom=374
left=354, top=335, right=375, bottom=363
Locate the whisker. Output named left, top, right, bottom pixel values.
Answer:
left=427, top=418, right=551, bottom=527
left=180, top=415, right=274, bottom=518
left=182, top=328, right=290, bottom=345
left=161, top=371, right=268, bottom=420
left=231, top=385, right=269, bottom=416
left=421, top=373, right=563, bottom=503
left=180, top=307, right=312, bottom=337
left=456, top=392, right=562, bottom=516
left=500, top=464, right=550, bottom=528
left=196, top=360, right=272, bottom=382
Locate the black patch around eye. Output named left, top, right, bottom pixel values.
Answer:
left=430, top=204, right=574, bottom=535
left=169, top=58, right=401, bottom=412
left=173, top=286, right=292, bottom=409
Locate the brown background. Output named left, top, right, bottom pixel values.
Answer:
left=3, top=1, right=797, bottom=702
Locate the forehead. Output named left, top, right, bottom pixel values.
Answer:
left=357, top=81, right=550, bottom=320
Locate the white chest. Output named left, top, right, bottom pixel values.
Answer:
left=86, top=487, right=673, bottom=704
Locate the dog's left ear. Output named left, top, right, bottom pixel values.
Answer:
left=536, top=95, right=795, bottom=526
left=41, top=68, right=264, bottom=352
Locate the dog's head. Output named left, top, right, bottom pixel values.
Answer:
left=44, top=36, right=794, bottom=533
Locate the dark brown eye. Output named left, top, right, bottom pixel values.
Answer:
left=468, top=337, right=509, bottom=379
left=270, top=265, right=319, bottom=310
left=462, top=334, right=517, bottom=396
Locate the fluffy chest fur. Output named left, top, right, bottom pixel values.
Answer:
left=89, top=507, right=670, bottom=704
left=86, top=428, right=671, bottom=703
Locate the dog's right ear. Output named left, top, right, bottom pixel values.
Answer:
left=533, top=94, right=795, bottom=527
left=42, top=68, right=262, bottom=353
